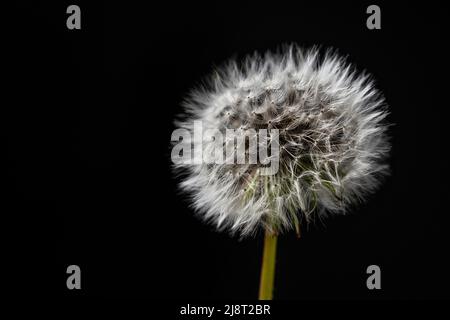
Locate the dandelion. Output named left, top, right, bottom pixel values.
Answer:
left=172, top=45, right=390, bottom=299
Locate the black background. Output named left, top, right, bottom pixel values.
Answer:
left=9, top=1, right=448, bottom=301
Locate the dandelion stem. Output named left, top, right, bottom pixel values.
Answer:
left=258, top=230, right=277, bottom=300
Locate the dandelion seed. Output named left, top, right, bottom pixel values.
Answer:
left=173, top=45, right=390, bottom=236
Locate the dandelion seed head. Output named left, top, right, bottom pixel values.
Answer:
left=173, top=45, right=390, bottom=237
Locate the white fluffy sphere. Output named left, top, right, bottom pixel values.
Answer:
left=173, top=45, right=390, bottom=237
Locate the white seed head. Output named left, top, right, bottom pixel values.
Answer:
left=173, top=45, right=390, bottom=237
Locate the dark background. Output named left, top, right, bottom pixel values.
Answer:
left=9, top=1, right=447, bottom=300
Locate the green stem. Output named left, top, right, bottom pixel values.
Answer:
left=258, top=230, right=278, bottom=300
